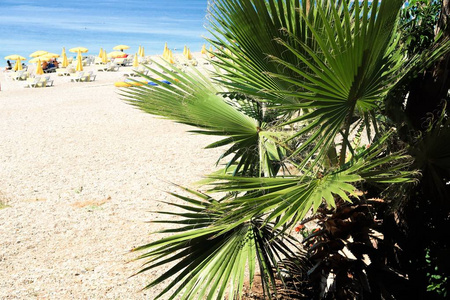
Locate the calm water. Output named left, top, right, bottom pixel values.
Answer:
left=0, top=0, right=210, bottom=67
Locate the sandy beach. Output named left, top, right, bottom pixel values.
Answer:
left=0, top=56, right=222, bottom=298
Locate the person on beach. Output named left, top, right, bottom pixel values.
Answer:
left=42, top=60, right=48, bottom=71
left=5, top=60, right=12, bottom=71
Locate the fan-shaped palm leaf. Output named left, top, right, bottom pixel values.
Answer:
left=208, top=136, right=416, bottom=232
left=206, top=0, right=325, bottom=104
left=133, top=187, right=306, bottom=299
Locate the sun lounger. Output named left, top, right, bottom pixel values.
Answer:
left=43, top=76, right=54, bottom=87
left=114, top=58, right=126, bottom=66
left=33, top=76, right=49, bottom=88
left=10, top=70, right=28, bottom=81
left=108, top=63, right=120, bottom=72
left=69, top=71, right=85, bottom=82
left=79, top=71, right=96, bottom=82
left=44, top=67, right=56, bottom=73
left=124, top=66, right=149, bottom=77
left=24, top=77, right=41, bottom=88
left=90, top=73, right=97, bottom=81
left=56, top=68, right=70, bottom=76
left=97, top=63, right=110, bottom=72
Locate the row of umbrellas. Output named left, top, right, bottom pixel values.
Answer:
left=4, top=47, right=89, bottom=72
left=5, top=43, right=213, bottom=73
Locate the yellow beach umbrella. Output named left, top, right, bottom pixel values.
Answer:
left=138, top=46, right=142, bottom=57
left=183, top=45, right=187, bottom=56
left=61, top=48, right=69, bottom=68
left=69, top=47, right=88, bottom=53
left=98, top=48, right=103, bottom=58
left=107, top=51, right=125, bottom=58
left=5, top=54, right=26, bottom=61
left=44, top=53, right=59, bottom=58
left=208, top=45, right=215, bottom=58
left=113, top=44, right=130, bottom=51
left=76, top=52, right=83, bottom=71
left=133, top=53, right=139, bottom=67
left=29, top=50, right=48, bottom=58
left=201, top=44, right=207, bottom=54
left=184, top=47, right=193, bottom=60
left=40, top=53, right=59, bottom=62
left=166, top=49, right=175, bottom=64
left=102, top=49, right=108, bottom=64
left=163, top=43, right=169, bottom=59
left=29, top=56, right=50, bottom=63
left=13, top=60, right=23, bottom=71
left=140, top=46, right=145, bottom=57
left=35, top=59, right=44, bottom=75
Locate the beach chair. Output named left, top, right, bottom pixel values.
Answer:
left=24, top=76, right=41, bottom=88
left=107, top=63, right=120, bottom=72
left=56, top=68, right=70, bottom=76
left=10, top=70, right=28, bottom=81
left=69, top=71, right=85, bottom=82
left=97, top=63, right=110, bottom=72
left=80, top=71, right=96, bottom=82
left=34, top=76, right=49, bottom=88
left=90, top=73, right=97, bottom=81
left=44, top=76, right=54, bottom=87
left=114, top=58, right=125, bottom=66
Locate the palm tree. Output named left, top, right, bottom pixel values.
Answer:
left=123, top=0, right=450, bottom=299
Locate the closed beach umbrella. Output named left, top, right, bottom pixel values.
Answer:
left=69, top=47, right=88, bottom=54
left=138, top=46, right=142, bottom=56
left=208, top=45, right=215, bottom=58
left=102, top=49, right=108, bottom=64
left=76, top=52, right=83, bottom=71
left=35, top=59, right=44, bottom=75
left=140, top=46, right=145, bottom=58
left=183, top=45, right=187, bottom=56
left=184, top=47, right=193, bottom=60
left=201, top=44, right=206, bottom=54
left=163, top=43, right=169, bottom=59
left=113, top=44, right=130, bottom=51
left=133, top=53, right=139, bottom=68
left=29, top=50, right=48, bottom=58
left=166, top=49, right=175, bottom=64
left=133, top=53, right=139, bottom=67
left=98, top=48, right=103, bottom=58
left=61, top=47, right=69, bottom=68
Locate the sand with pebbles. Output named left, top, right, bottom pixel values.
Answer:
left=0, top=58, right=222, bottom=299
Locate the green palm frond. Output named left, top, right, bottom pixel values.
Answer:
left=264, top=0, right=407, bottom=166
left=133, top=187, right=305, bottom=300
left=207, top=0, right=324, bottom=104
left=121, top=62, right=266, bottom=174
left=208, top=135, right=416, bottom=231
left=410, top=104, right=450, bottom=199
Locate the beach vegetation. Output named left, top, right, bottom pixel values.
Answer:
left=124, top=0, right=450, bottom=299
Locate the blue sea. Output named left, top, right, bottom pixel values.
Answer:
left=0, top=0, right=211, bottom=67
